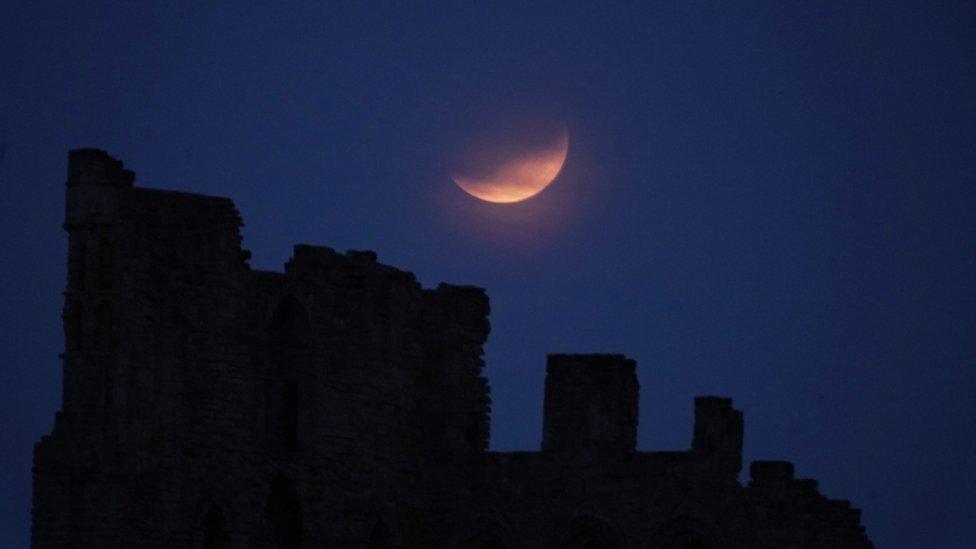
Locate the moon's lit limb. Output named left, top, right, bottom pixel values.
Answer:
left=453, top=126, right=569, bottom=203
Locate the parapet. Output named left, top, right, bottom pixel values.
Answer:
left=284, top=245, right=421, bottom=287
left=67, top=149, right=135, bottom=188
left=749, top=460, right=795, bottom=484
left=64, top=149, right=136, bottom=227
left=419, top=284, right=490, bottom=350
left=542, top=354, right=638, bottom=458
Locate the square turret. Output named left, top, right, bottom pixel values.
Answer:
left=541, top=354, right=638, bottom=459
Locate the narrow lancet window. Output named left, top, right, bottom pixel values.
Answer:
left=268, top=297, right=309, bottom=451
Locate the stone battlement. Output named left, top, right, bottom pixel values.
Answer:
left=32, top=150, right=872, bottom=548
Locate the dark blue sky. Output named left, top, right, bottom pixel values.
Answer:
left=2, top=2, right=974, bottom=546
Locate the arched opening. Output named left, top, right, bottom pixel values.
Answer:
left=96, top=238, right=114, bottom=291
left=202, top=505, right=231, bottom=549
left=267, top=476, right=302, bottom=549
left=267, top=297, right=310, bottom=452
left=367, top=519, right=392, bottom=549
left=269, top=296, right=309, bottom=345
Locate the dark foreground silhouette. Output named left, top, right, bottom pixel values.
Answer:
left=32, top=150, right=872, bottom=548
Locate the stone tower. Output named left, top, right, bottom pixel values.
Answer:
left=542, top=354, right=638, bottom=459
left=62, top=149, right=135, bottom=430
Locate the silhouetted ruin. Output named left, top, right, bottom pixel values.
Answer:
left=32, top=150, right=873, bottom=547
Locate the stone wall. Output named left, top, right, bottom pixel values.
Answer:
left=32, top=150, right=872, bottom=548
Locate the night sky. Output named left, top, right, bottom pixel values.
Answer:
left=2, top=3, right=974, bottom=547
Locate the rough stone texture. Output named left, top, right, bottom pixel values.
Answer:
left=32, top=150, right=873, bottom=548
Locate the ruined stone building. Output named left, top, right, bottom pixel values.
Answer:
left=32, top=150, right=872, bottom=548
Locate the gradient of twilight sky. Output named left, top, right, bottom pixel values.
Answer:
left=1, top=3, right=974, bottom=547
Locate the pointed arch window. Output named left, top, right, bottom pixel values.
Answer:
left=269, top=296, right=310, bottom=353
left=267, top=296, right=310, bottom=452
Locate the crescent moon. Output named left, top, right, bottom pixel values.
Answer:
left=452, top=125, right=569, bottom=204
